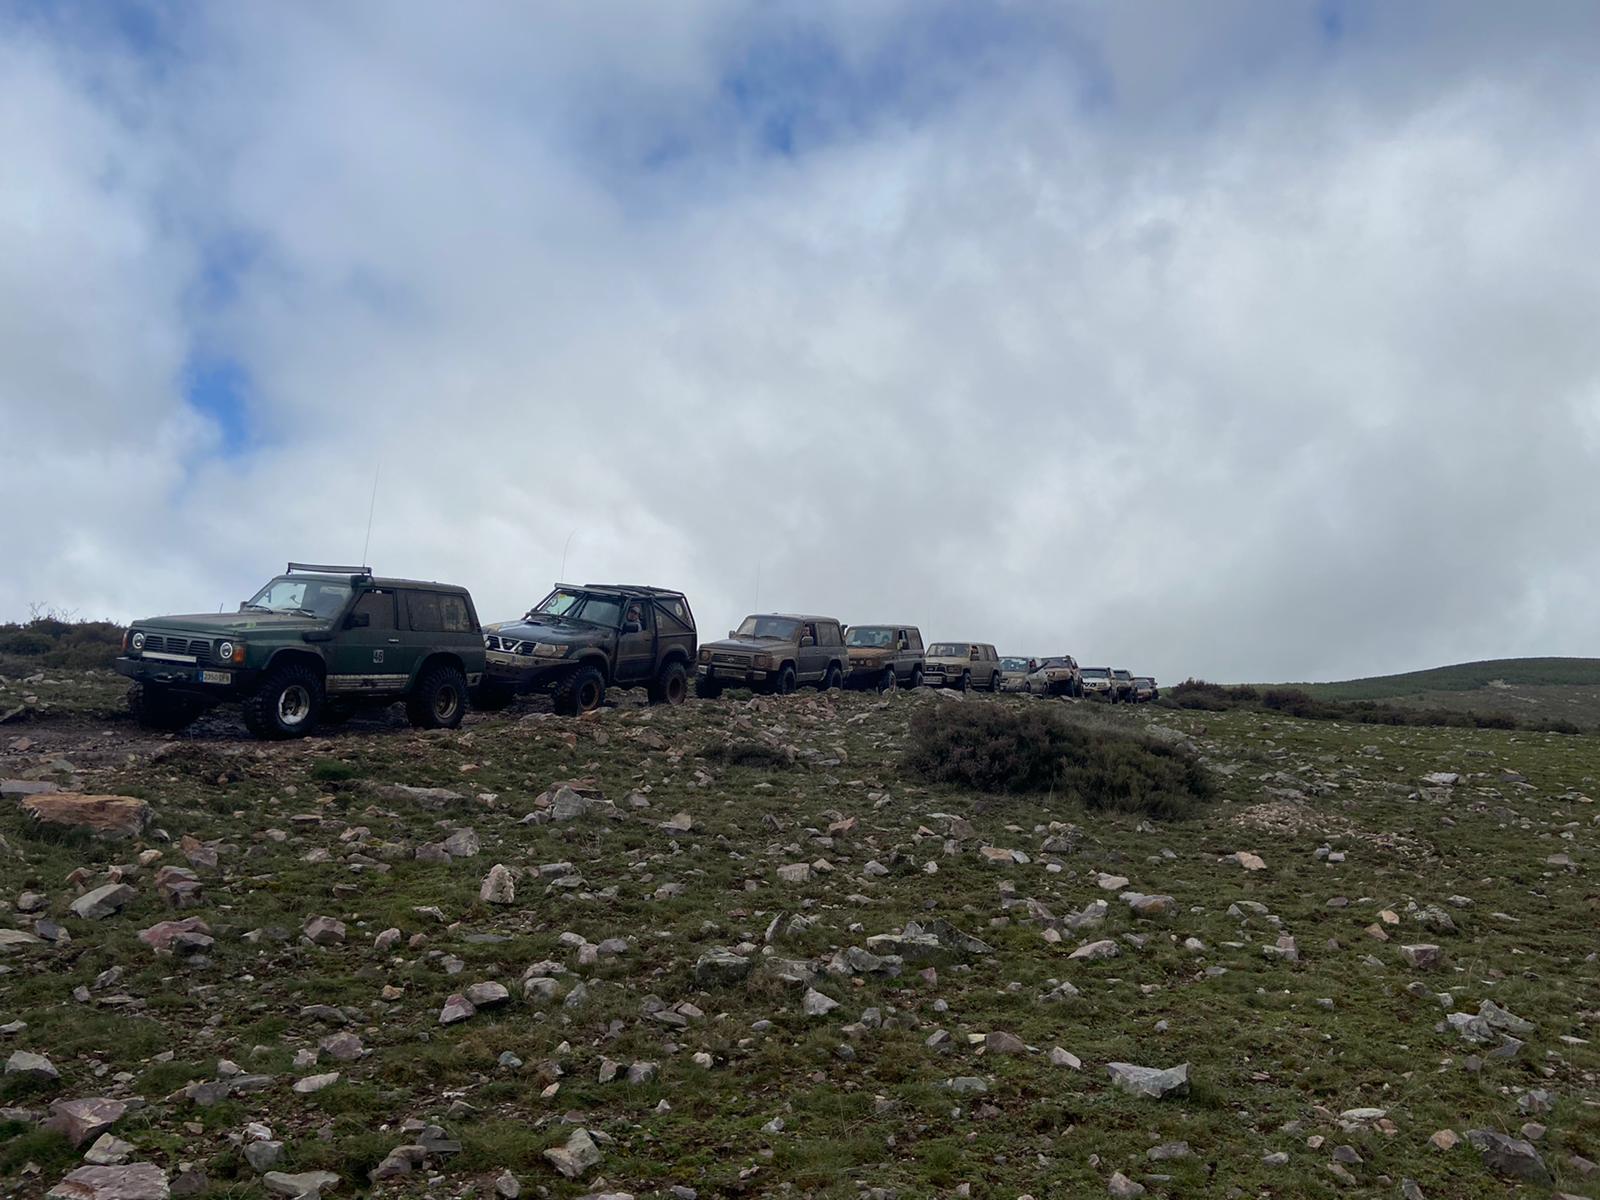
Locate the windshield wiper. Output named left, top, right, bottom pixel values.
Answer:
left=242, top=602, right=273, bottom=612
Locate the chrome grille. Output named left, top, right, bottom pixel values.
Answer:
left=713, top=653, right=749, bottom=666
left=145, top=635, right=212, bottom=658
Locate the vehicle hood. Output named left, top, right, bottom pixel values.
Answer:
left=488, top=616, right=601, bottom=647
left=701, top=636, right=789, bottom=655
left=133, top=611, right=326, bottom=635
left=925, top=656, right=971, bottom=668
left=847, top=647, right=893, bottom=663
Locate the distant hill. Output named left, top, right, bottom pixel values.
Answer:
left=1292, top=657, right=1600, bottom=701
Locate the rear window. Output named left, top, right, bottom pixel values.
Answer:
left=408, top=591, right=476, bottom=634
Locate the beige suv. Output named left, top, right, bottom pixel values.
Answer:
left=923, top=642, right=1002, bottom=691
left=845, top=624, right=925, bottom=690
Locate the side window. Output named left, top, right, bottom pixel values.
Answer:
left=822, top=623, right=842, bottom=647
left=655, top=601, right=689, bottom=633
left=438, top=593, right=473, bottom=633
left=407, top=591, right=442, bottom=633
left=909, top=629, right=923, bottom=651
left=969, top=645, right=980, bottom=661
left=623, top=601, right=651, bottom=631
left=352, top=589, right=396, bottom=630
left=800, top=623, right=817, bottom=644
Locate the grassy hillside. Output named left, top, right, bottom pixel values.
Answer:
left=1294, top=657, right=1600, bottom=701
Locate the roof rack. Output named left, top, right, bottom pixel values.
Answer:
left=287, top=562, right=372, bottom=577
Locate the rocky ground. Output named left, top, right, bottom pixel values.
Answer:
left=2, top=674, right=1598, bottom=1199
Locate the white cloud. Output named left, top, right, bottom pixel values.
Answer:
left=5, top=3, right=1600, bottom=682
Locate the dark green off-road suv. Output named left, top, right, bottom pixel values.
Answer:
left=115, top=563, right=486, bottom=738
left=478, top=584, right=698, bottom=715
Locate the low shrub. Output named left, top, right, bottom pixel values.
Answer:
left=700, top=739, right=796, bottom=770
left=0, top=609, right=124, bottom=671
left=901, top=702, right=1214, bottom=819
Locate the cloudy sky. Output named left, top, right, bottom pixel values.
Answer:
left=4, top=1, right=1599, bottom=684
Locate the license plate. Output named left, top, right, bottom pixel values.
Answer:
left=199, top=670, right=232, bottom=685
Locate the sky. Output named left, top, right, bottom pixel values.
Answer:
left=3, top=1, right=1600, bottom=684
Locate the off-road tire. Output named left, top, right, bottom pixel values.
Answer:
left=878, top=666, right=897, bottom=693
left=988, top=670, right=1002, bottom=693
left=821, top=663, right=844, bottom=691
left=772, top=664, right=797, bottom=695
left=242, top=663, right=324, bottom=740
left=649, top=660, right=689, bottom=706
left=957, top=670, right=971, bottom=692
left=554, top=665, right=606, bottom=716
left=695, top=674, right=724, bottom=700
left=473, top=680, right=516, bottom=712
left=407, top=663, right=469, bottom=729
left=127, top=683, right=203, bottom=732
left=908, top=665, right=923, bottom=689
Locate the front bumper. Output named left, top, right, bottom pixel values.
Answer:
left=483, top=650, right=574, bottom=691
left=116, top=655, right=258, bottom=698
left=697, top=663, right=771, bottom=686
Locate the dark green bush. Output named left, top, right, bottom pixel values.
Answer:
left=0, top=612, right=124, bottom=671
left=701, top=739, right=795, bottom=770
left=902, top=702, right=1215, bottom=820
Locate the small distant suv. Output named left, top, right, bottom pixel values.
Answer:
left=1026, top=655, right=1082, bottom=698
left=116, top=563, right=486, bottom=738
left=696, top=614, right=848, bottom=697
left=1079, top=667, right=1115, bottom=700
left=1133, top=676, right=1158, bottom=703
left=923, top=642, right=1002, bottom=691
left=844, top=624, right=925, bottom=690
left=998, top=657, right=1036, bottom=691
left=1112, top=669, right=1137, bottom=702
left=479, top=584, right=697, bottom=715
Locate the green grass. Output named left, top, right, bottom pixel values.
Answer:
left=2, top=689, right=1596, bottom=1198
left=1292, top=655, right=1600, bottom=700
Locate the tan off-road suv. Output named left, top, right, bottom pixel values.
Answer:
left=923, top=642, right=1002, bottom=691
left=695, top=613, right=848, bottom=697
left=844, top=624, right=924, bottom=690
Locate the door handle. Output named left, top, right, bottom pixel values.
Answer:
left=387, top=637, right=401, bottom=644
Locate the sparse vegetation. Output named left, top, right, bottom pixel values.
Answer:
left=1165, top=678, right=1585, bottom=734
left=0, top=607, right=123, bottom=672
left=902, top=700, right=1214, bottom=818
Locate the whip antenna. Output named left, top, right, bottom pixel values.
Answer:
left=360, top=460, right=382, bottom=567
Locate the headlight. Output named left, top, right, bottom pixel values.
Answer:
left=217, top=641, right=233, bottom=661
left=753, top=654, right=774, bottom=670
left=698, top=648, right=711, bottom=663
left=532, top=643, right=569, bottom=659
left=130, top=631, right=145, bottom=651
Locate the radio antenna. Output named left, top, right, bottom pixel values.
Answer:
left=360, top=459, right=382, bottom=567
left=559, top=528, right=576, bottom=581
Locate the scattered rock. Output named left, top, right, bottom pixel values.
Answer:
left=47, top=1163, right=169, bottom=1200
left=543, top=1127, right=602, bottom=1178
left=1465, top=1129, right=1551, bottom=1185
left=20, top=793, right=151, bottom=840
left=1105, top=1062, right=1190, bottom=1099
left=69, top=885, right=136, bottom=921
left=480, top=864, right=516, bottom=905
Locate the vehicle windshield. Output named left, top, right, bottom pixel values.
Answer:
left=1113, top=670, right=1132, bottom=680
left=245, top=576, right=352, bottom=619
left=1136, top=678, right=1153, bottom=686
left=1000, top=658, right=1030, bottom=671
left=735, top=615, right=801, bottom=640
left=846, top=627, right=895, bottom=649
left=532, top=590, right=624, bottom=628
left=928, top=643, right=968, bottom=657
left=1081, top=668, right=1110, bottom=679
left=1038, top=657, right=1073, bottom=669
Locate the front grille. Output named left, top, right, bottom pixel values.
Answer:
left=713, top=653, right=749, bottom=666
left=145, top=635, right=212, bottom=658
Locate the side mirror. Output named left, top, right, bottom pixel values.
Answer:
left=623, top=621, right=642, bottom=634
left=729, top=630, right=737, bottom=639
left=800, top=636, right=816, bottom=648
left=237, top=602, right=248, bottom=612
left=345, top=612, right=370, bottom=629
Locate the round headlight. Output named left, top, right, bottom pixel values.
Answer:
left=217, top=641, right=234, bottom=660
left=130, top=632, right=145, bottom=651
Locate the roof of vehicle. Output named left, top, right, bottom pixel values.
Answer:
left=284, top=569, right=471, bottom=594
left=928, top=641, right=993, bottom=648
left=762, top=613, right=843, bottom=624
left=847, top=623, right=921, bottom=631
left=561, top=583, right=689, bottom=599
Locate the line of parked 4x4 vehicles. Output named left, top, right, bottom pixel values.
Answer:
left=114, top=564, right=1159, bottom=739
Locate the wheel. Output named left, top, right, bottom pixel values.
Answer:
left=772, top=664, right=797, bottom=695
left=473, top=680, right=516, bottom=712
left=988, top=670, right=1001, bottom=693
left=554, top=665, right=606, bottom=716
left=908, top=666, right=923, bottom=689
left=695, top=674, right=724, bottom=700
left=407, top=662, right=469, bottom=729
left=821, top=664, right=844, bottom=691
left=648, top=660, right=689, bottom=706
left=957, top=671, right=971, bottom=692
left=878, top=666, right=897, bottom=693
left=242, top=663, right=324, bottom=739
left=127, top=683, right=202, bottom=732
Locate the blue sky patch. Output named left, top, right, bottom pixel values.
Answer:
left=183, top=355, right=253, bottom=457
